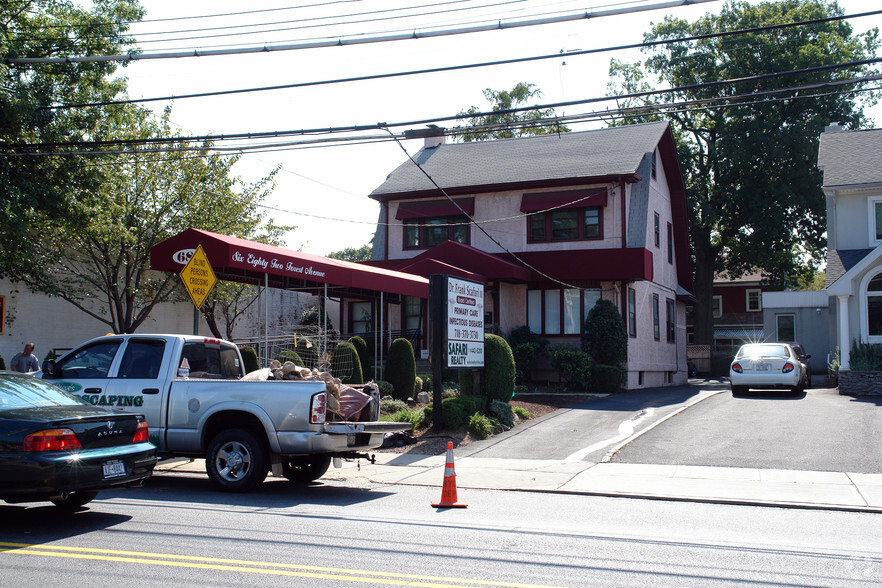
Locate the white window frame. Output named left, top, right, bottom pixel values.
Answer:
left=868, top=196, right=882, bottom=245
left=859, top=269, right=882, bottom=344
left=776, top=313, right=796, bottom=342
left=712, top=295, right=723, bottom=318
left=746, top=289, right=762, bottom=312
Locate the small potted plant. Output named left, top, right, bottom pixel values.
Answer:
left=826, top=347, right=840, bottom=388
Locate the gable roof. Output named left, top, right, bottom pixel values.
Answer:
left=370, top=121, right=674, bottom=200
left=818, top=128, right=882, bottom=188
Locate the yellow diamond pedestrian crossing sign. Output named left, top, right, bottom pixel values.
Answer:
left=180, top=245, right=217, bottom=309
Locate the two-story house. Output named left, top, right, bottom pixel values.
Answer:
left=819, top=125, right=882, bottom=371
left=363, top=121, right=694, bottom=388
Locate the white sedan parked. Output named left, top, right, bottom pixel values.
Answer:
left=729, top=343, right=806, bottom=396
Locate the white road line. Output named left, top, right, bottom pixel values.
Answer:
left=563, top=408, right=656, bottom=462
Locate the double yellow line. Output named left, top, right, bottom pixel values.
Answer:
left=0, top=542, right=563, bottom=587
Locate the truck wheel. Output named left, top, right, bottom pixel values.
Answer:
left=51, top=490, right=99, bottom=509
left=282, top=455, right=332, bottom=483
left=206, top=429, right=268, bottom=492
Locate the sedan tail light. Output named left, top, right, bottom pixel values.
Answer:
left=782, top=362, right=795, bottom=373
left=132, top=420, right=150, bottom=443
left=731, top=362, right=743, bottom=374
left=24, top=428, right=82, bottom=452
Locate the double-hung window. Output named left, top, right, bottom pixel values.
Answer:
left=528, top=208, right=602, bottom=242
left=652, top=294, right=660, bottom=340
left=528, top=288, right=602, bottom=336
left=666, top=299, right=676, bottom=342
left=404, top=215, right=469, bottom=249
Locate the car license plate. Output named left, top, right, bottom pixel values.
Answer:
left=102, top=459, right=127, bottom=479
left=755, top=363, right=770, bottom=372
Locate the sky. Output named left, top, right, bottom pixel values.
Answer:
left=113, top=0, right=882, bottom=256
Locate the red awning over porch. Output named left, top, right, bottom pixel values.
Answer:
left=150, top=228, right=429, bottom=299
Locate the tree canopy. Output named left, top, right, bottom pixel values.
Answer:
left=607, top=0, right=879, bottom=344
left=454, top=82, right=570, bottom=141
left=0, top=0, right=143, bottom=281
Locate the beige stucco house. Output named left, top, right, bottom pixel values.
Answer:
left=364, top=121, right=694, bottom=388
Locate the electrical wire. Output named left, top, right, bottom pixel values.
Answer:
left=7, top=59, right=879, bottom=152
left=5, top=0, right=721, bottom=64
left=42, top=8, right=882, bottom=111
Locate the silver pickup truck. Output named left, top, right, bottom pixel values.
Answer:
left=39, top=334, right=407, bottom=492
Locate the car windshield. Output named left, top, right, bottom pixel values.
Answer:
left=737, top=344, right=790, bottom=359
left=0, top=375, right=88, bottom=410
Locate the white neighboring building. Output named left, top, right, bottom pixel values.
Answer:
left=818, top=126, right=882, bottom=370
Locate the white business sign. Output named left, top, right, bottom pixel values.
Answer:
left=446, top=277, right=484, bottom=368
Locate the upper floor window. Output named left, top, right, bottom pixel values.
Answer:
left=746, top=289, right=762, bottom=312
left=870, top=196, right=882, bottom=243
left=667, top=222, right=673, bottom=264
left=404, top=215, right=469, bottom=249
left=651, top=149, right=657, bottom=180
left=654, top=213, right=660, bottom=248
left=528, top=207, right=602, bottom=243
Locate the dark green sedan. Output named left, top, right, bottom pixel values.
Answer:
left=0, top=372, right=156, bottom=508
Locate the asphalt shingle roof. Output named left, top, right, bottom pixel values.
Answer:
left=818, top=128, right=882, bottom=188
left=825, top=248, right=874, bottom=288
left=370, top=121, right=670, bottom=198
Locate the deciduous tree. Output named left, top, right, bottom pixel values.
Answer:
left=455, top=82, right=569, bottom=141
left=607, top=0, right=879, bottom=344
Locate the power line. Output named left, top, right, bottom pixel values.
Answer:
left=5, top=0, right=720, bottom=64
left=44, top=8, right=882, bottom=111
left=7, top=58, right=879, bottom=152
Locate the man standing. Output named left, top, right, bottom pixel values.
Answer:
left=11, top=343, right=39, bottom=373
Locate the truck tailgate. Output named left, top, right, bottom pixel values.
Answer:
left=324, top=422, right=412, bottom=434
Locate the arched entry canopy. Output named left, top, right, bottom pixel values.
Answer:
left=150, top=228, right=429, bottom=300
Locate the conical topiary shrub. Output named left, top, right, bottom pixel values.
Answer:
left=349, top=335, right=371, bottom=380
left=331, top=341, right=363, bottom=384
left=239, top=346, right=259, bottom=373
left=385, top=338, right=416, bottom=401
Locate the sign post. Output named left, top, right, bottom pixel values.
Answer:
left=429, top=275, right=484, bottom=432
left=179, top=244, right=217, bottom=310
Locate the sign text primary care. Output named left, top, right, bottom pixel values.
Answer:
left=446, top=277, right=484, bottom=368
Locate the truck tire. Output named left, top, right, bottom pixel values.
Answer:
left=206, top=428, right=268, bottom=492
left=282, top=455, right=332, bottom=483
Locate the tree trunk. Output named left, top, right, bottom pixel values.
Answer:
left=692, top=227, right=716, bottom=347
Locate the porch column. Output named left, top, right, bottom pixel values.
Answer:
left=838, top=295, right=850, bottom=370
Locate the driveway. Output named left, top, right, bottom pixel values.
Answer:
left=458, top=380, right=730, bottom=462
left=460, top=381, right=882, bottom=475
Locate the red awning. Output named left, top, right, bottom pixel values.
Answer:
left=394, top=197, right=475, bottom=220
left=520, top=189, right=607, bottom=212
left=150, top=228, right=428, bottom=298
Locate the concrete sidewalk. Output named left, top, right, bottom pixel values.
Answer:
left=154, top=454, right=882, bottom=512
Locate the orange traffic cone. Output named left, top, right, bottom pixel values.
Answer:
left=431, top=442, right=467, bottom=508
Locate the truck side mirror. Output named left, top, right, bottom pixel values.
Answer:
left=42, top=359, right=57, bottom=378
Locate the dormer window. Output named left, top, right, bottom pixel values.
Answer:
left=522, top=189, right=607, bottom=243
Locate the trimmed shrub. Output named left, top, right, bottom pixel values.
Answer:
left=489, top=399, right=514, bottom=428
left=385, top=338, right=416, bottom=400
left=581, top=299, right=627, bottom=366
left=484, top=334, right=516, bottom=402
left=374, top=380, right=394, bottom=396
left=547, top=344, right=593, bottom=390
left=468, top=413, right=495, bottom=440
left=850, top=340, right=882, bottom=371
left=419, top=374, right=432, bottom=391
left=330, top=341, right=363, bottom=384
left=508, top=326, right=547, bottom=383
left=413, top=376, right=423, bottom=397
left=239, top=346, right=259, bottom=373
left=349, top=336, right=372, bottom=380
left=593, top=364, right=623, bottom=394
left=513, top=406, right=530, bottom=420
left=380, top=397, right=407, bottom=414
left=277, top=348, right=304, bottom=366
left=295, top=338, right=320, bottom=368
left=387, top=409, right=424, bottom=429
left=424, top=395, right=486, bottom=430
